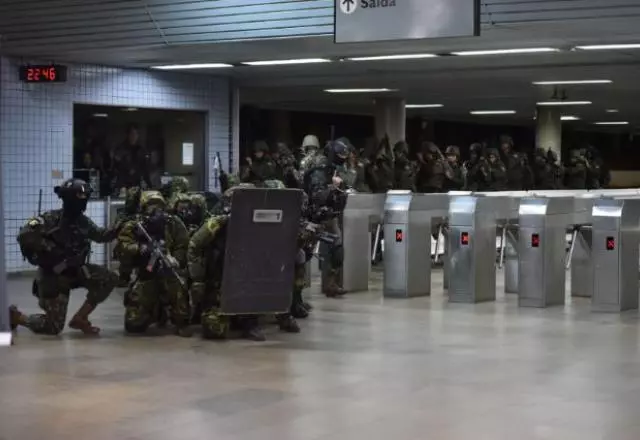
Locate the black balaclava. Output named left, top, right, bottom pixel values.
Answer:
left=55, top=178, right=91, bottom=218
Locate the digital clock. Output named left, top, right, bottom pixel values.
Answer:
left=19, top=64, right=68, bottom=83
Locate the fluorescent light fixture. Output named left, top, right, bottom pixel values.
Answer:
left=576, top=44, right=640, bottom=50
left=452, top=47, right=559, bottom=56
left=242, top=58, right=330, bottom=66
left=470, top=110, right=516, bottom=115
left=348, top=54, right=437, bottom=61
left=561, top=116, right=580, bottom=121
left=533, top=80, right=612, bottom=85
left=123, top=107, right=138, bottom=112
left=405, top=104, right=444, bottom=109
left=594, top=121, right=629, bottom=125
left=92, top=113, right=108, bottom=118
left=151, top=63, right=232, bottom=70
left=537, top=101, right=592, bottom=106
left=324, top=88, right=396, bottom=93
left=606, top=109, right=619, bottom=113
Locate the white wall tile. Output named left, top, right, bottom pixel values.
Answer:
left=0, top=58, right=231, bottom=272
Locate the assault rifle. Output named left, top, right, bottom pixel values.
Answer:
left=135, top=222, right=186, bottom=289
left=301, top=220, right=339, bottom=246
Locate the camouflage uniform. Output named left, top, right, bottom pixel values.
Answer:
left=172, top=193, right=208, bottom=237
left=499, top=136, right=533, bottom=190
left=274, top=142, right=301, bottom=188
left=565, top=149, right=588, bottom=189
left=299, top=134, right=321, bottom=173
left=486, top=148, right=508, bottom=191
left=366, top=137, right=395, bottom=193
left=11, top=179, right=119, bottom=335
left=117, top=191, right=191, bottom=336
left=393, top=141, right=416, bottom=191
left=241, top=140, right=278, bottom=184
left=463, top=143, right=491, bottom=191
left=442, top=146, right=465, bottom=191
left=533, top=148, right=555, bottom=189
left=547, top=149, right=565, bottom=189
left=416, top=142, right=445, bottom=193
left=113, top=186, right=141, bottom=287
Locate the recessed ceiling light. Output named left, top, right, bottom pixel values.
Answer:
left=123, top=107, right=138, bottom=112
left=561, top=116, right=580, bottom=121
left=324, top=88, right=397, bottom=93
left=606, top=109, right=619, bottom=113
left=576, top=44, right=640, bottom=50
left=537, top=101, right=592, bottom=106
left=92, top=113, right=108, bottom=118
left=594, top=121, right=629, bottom=125
left=532, top=80, right=612, bottom=85
left=405, top=104, right=444, bottom=109
left=242, top=58, right=331, bottom=66
left=470, top=110, right=516, bottom=115
left=151, top=63, right=233, bottom=70
left=452, top=48, right=559, bottom=56
left=347, top=54, right=437, bottom=61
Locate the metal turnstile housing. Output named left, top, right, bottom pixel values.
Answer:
left=518, top=197, right=572, bottom=308
left=448, top=195, right=504, bottom=303
left=383, top=191, right=448, bottom=298
left=342, top=193, right=386, bottom=292
left=591, top=198, right=640, bottom=312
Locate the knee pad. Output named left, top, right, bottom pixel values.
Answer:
left=124, top=319, right=149, bottom=334
left=201, top=311, right=228, bottom=340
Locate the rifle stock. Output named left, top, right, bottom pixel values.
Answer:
left=135, top=222, right=186, bottom=289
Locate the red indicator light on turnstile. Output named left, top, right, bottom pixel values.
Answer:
left=606, top=236, right=615, bottom=251
left=461, top=232, right=469, bottom=245
left=531, top=233, right=540, bottom=248
left=395, top=229, right=403, bottom=243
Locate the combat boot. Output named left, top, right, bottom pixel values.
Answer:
left=68, top=300, right=100, bottom=335
left=325, top=275, right=346, bottom=298
left=117, top=272, right=131, bottom=288
left=9, top=305, right=27, bottom=330
left=175, top=326, right=194, bottom=338
left=277, top=315, right=300, bottom=333
left=290, top=302, right=309, bottom=319
left=241, top=318, right=266, bottom=341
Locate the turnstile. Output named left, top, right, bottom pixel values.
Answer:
left=383, top=191, right=449, bottom=298
left=448, top=195, right=505, bottom=303
left=518, top=197, right=573, bottom=308
left=342, top=193, right=385, bottom=292
left=591, top=198, right=640, bottom=312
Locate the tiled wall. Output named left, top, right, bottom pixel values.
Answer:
left=0, top=57, right=231, bottom=272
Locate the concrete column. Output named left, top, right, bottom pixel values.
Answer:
left=536, top=106, right=562, bottom=160
left=374, top=97, right=406, bottom=145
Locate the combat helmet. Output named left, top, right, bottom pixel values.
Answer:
left=445, top=145, right=460, bottom=157
left=169, top=176, right=190, bottom=195
left=124, top=186, right=142, bottom=214
left=140, top=190, right=166, bottom=214
left=214, top=183, right=256, bottom=215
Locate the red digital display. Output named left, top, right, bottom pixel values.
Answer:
left=460, top=232, right=469, bottom=245
left=19, top=65, right=67, bottom=83
left=606, top=236, right=615, bottom=251
left=395, top=229, right=403, bottom=243
left=531, top=233, right=540, bottom=248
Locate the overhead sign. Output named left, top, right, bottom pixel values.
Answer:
left=335, top=0, right=480, bottom=44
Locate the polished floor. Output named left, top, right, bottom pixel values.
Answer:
left=3, top=269, right=640, bottom=440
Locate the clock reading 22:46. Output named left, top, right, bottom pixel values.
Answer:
left=19, top=65, right=68, bottom=83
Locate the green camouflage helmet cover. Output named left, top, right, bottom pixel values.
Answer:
left=124, top=186, right=142, bottom=213
left=170, top=176, right=190, bottom=194
left=140, top=190, right=166, bottom=214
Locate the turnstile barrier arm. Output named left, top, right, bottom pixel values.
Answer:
left=371, top=223, right=382, bottom=264
left=498, top=226, right=507, bottom=269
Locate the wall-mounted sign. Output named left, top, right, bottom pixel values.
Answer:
left=19, top=64, right=68, bottom=83
left=335, top=0, right=480, bottom=43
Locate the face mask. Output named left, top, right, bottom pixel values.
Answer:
left=334, top=155, right=347, bottom=165
left=62, top=197, right=88, bottom=217
left=144, top=208, right=166, bottom=237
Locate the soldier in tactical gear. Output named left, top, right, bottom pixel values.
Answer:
left=188, top=184, right=282, bottom=341
left=241, top=140, right=278, bottom=185
left=415, top=142, right=445, bottom=193
left=273, top=142, right=301, bottom=188
left=532, top=147, right=556, bottom=189
left=348, top=148, right=371, bottom=192
left=366, top=136, right=395, bottom=193
left=463, top=143, right=491, bottom=191
left=117, top=191, right=192, bottom=337
left=585, top=146, right=609, bottom=189
left=499, top=135, right=533, bottom=190
left=10, top=179, right=120, bottom=335
left=486, top=148, right=508, bottom=191
left=173, top=193, right=209, bottom=236
left=161, top=176, right=190, bottom=209
left=114, top=186, right=141, bottom=287
left=565, top=149, right=588, bottom=189
left=303, top=139, right=348, bottom=297
left=393, top=141, right=416, bottom=191
left=332, top=138, right=358, bottom=190
left=442, top=145, right=465, bottom=191
left=300, top=134, right=321, bottom=170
